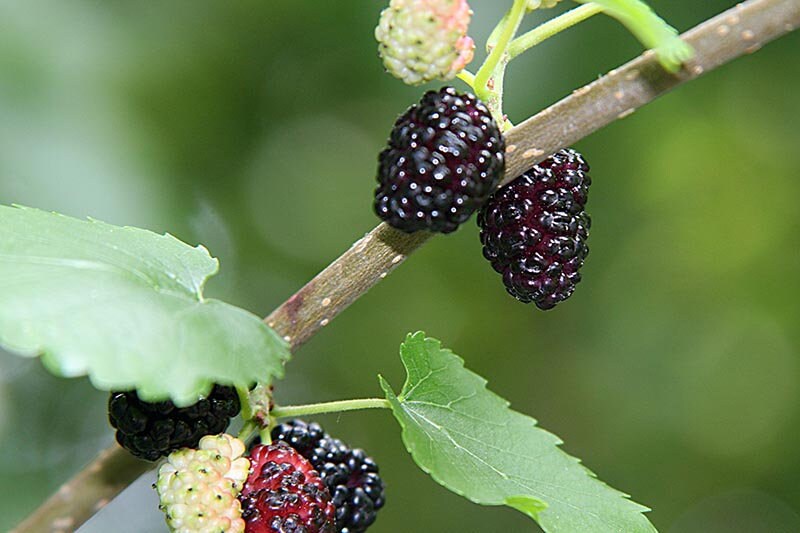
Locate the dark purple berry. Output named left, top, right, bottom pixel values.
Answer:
left=107, top=385, right=240, bottom=461
left=272, top=420, right=386, bottom=533
left=374, top=86, right=505, bottom=234
left=478, top=148, right=591, bottom=310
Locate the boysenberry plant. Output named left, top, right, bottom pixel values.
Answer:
left=4, top=0, right=798, bottom=531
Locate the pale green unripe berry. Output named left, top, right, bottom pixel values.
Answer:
left=376, top=0, right=475, bottom=85
left=156, top=434, right=249, bottom=533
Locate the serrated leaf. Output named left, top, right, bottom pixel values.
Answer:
left=0, top=205, right=289, bottom=405
left=380, top=332, right=657, bottom=532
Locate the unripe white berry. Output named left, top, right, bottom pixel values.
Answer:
left=376, top=0, right=475, bottom=85
left=156, top=434, right=249, bottom=533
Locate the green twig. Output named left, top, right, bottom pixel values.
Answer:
left=456, top=70, right=477, bottom=91
left=236, top=386, right=253, bottom=421
left=575, top=0, right=694, bottom=71
left=486, top=7, right=513, bottom=51
left=238, top=419, right=258, bottom=442
left=271, top=398, right=391, bottom=419
left=474, top=0, right=528, bottom=102
left=509, top=3, right=604, bottom=58
left=259, top=426, right=273, bottom=445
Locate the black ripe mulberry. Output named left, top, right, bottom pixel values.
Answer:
left=272, top=420, right=386, bottom=533
left=108, top=384, right=240, bottom=461
left=478, top=148, right=591, bottom=310
left=374, top=86, right=505, bottom=234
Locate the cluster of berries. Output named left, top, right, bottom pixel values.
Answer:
left=110, top=391, right=384, bottom=533
left=373, top=86, right=592, bottom=309
left=373, top=0, right=592, bottom=309
left=110, top=3, right=597, bottom=531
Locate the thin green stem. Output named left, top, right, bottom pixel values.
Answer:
left=238, top=419, right=258, bottom=442
left=490, top=65, right=513, bottom=131
left=486, top=8, right=513, bottom=51
left=474, top=0, right=528, bottom=102
left=271, top=398, right=391, bottom=419
left=509, top=3, right=604, bottom=59
left=236, top=386, right=253, bottom=421
left=456, top=70, right=476, bottom=91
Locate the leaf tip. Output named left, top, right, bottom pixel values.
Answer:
left=405, top=331, right=427, bottom=343
left=378, top=374, right=396, bottom=399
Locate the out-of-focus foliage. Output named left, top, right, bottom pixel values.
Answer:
left=0, top=1, right=798, bottom=531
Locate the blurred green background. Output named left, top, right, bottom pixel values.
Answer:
left=1, top=1, right=799, bottom=531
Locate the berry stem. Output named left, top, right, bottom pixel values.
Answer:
left=475, top=0, right=528, bottom=104
left=271, top=398, right=392, bottom=419
left=456, top=70, right=477, bottom=90
left=259, top=424, right=274, bottom=445
left=508, top=4, right=604, bottom=59
left=575, top=0, right=694, bottom=71
left=239, top=419, right=258, bottom=442
left=237, top=386, right=254, bottom=421
left=486, top=7, right=513, bottom=51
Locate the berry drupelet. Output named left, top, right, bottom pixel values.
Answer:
left=478, top=148, right=591, bottom=310
left=108, top=384, right=240, bottom=461
left=239, top=442, right=336, bottom=533
left=272, top=420, right=386, bottom=533
left=374, top=86, right=505, bottom=234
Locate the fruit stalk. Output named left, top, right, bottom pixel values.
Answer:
left=13, top=0, right=799, bottom=531
left=271, top=398, right=392, bottom=419
left=508, top=4, right=605, bottom=59
left=474, top=0, right=528, bottom=120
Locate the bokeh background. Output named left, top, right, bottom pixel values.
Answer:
left=1, top=1, right=799, bottom=531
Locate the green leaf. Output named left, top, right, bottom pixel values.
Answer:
left=380, top=332, right=657, bottom=532
left=578, top=0, right=694, bottom=72
left=0, top=205, right=289, bottom=405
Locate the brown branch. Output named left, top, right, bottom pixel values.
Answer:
left=265, top=224, right=431, bottom=350
left=14, top=0, right=799, bottom=531
left=11, top=446, right=149, bottom=533
left=267, top=0, right=800, bottom=350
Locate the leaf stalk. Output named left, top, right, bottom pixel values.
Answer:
left=271, top=398, right=392, bottom=419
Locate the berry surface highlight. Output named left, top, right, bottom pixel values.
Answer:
left=374, top=87, right=505, bottom=234
left=478, top=148, right=591, bottom=309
